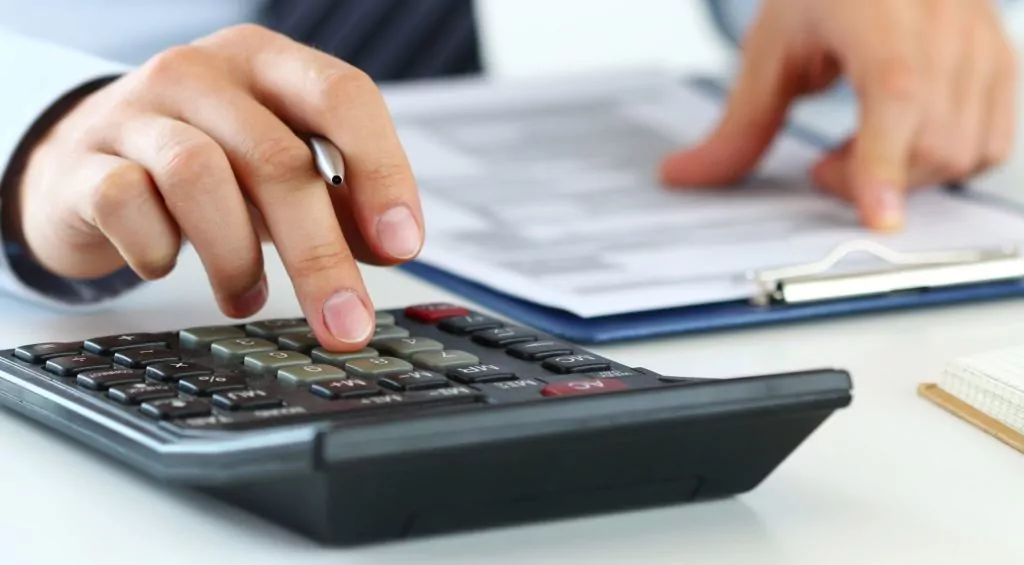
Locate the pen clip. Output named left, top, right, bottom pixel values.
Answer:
left=749, top=239, right=1024, bottom=306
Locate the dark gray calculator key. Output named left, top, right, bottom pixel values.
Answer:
left=83, top=333, right=171, bottom=355
left=411, top=350, right=479, bottom=371
left=108, top=382, right=177, bottom=405
left=472, top=327, right=539, bottom=348
left=141, top=398, right=211, bottom=420
left=277, top=332, right=321, bottom=354
left=437, top=314, right=503, bottom=336
left=378, top=370, right=449, bottom=391
left=474, top=378, right=545, bottom=400
left=245, top=319, right=310, bottom=339
left=178, top=373, right=248, bottom=396
left=113, top=348, right=179, bottom=369
left=506, top=340, right=574, bottom=361
left=212, top=389, right=283, bottom=411
left=375, top=312, right=395, bottom=326
left=374, top=337, right=444, bottom=358
left=45, top=354, right=112, bottom=377
left=542, top=353, right=612, bottom=374
left=447, top=364, right=518, bottom=384
left=76, top=368, right=145, bottom=390
left=178, top=326, right=246, bottom=350
left=210, top=337, right=278, bottom=364
left=310, top=378, right=380, bottom=399
left=345, top=356, right=414, bottom=379
left=277, top=364, right=346, bottom=386
left=585, top=368, right=642, bottom=379
left=310, top=347, right=378, bottom=367
left=243, top=351, right=311, bottom=377
left=15, top=342, right=81, bottom=364
left=146, top=361, right=213, bottom=382
left=369, top=324, right=410, bottom=344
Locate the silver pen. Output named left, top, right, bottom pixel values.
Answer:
left=309, top=135, right=345, bottom=186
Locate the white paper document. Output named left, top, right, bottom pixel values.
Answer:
left=383, top=74, right=1024, bottom=318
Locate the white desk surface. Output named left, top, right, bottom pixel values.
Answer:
left=6, top=35, right=1024, bottom=565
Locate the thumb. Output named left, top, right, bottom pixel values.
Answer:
left=661, top=16, right=800, bottom=187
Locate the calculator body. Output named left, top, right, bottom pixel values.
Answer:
left=0, top=304, right=852, bottom=545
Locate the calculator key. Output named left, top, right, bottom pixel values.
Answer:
left=378, top=370, right=450, bottom=391
left=437, top=314, right=503, bottom=336
left=212, top=389, right=283, bottom=411
left=14, top=342, right=81, bottom=364
left=370, top=324, right=410, bottom=344
left=411, top=350, right=479, bottom=371
left=472, top=327, right=539, bottom=348
left=108, top=382, right=177, bottom=405
left=243, top=351, right=311, bottom=377
left=178, top=373, right=248, bottom=396
left=474, top=378, right=545, bottom=401
left=178, top=326, right=246, bottom=350
left=45, top=354, right=111, bottom=377
left=310, top=347, right=378, bottom=367
left=404, top=303, right=470, bottom=323
left=541, top=378, right=628, bottom=397
left=447, top=364, right=518, bottom=384
left=76, top=368, right=145, bottom=390
left=83, top=333, right=171, bottom=355
left=146, top=361, right=213, bottom=382
left=541, top=353, right=611, bottom=374
left=245, top=319, right=310, bottom=339
left=141, top=398, right=211, bottom=420
left=374, top=336, right=444, bottom=358
left=586, top=368, right=641, bottom=379
left=375, top=312, right=396, bottom=326
left=506, top=340, right=574, bottom=361
left=354, top=386, right=484, bottom=408
left=113, top=348, right=179, bottom=369
left=210, top=337, right=278, bottom=364
left=310, top=378, right=380, bottom=399
left=277, top=364, right=346, bottom=386
left=345, top=356, right=414, bottom=378
left=277, top=332, right=321, bottom=354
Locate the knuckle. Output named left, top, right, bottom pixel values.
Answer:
left=139, top=45, right=206, bottom=86
left=292, top=242, right=353, bottom=280
left=246, top=135, right=312, bottom=186
left=157, top=135, right=219, bottom=184
left=316, top=65, right=379, bottom=108
left=208, top=23, right=277, bottom=46
left=870, top=57, right=921, bottom=103
left=89, top=164, right=153, bottom=220
left=132, top=242, right=180, bottom=280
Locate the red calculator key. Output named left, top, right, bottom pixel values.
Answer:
left=404, top=303, right=471, bottom=323
left=541, top=378, right=628, bottom=397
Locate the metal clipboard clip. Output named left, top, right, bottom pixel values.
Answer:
left=750, top=240, right=1024, bottom=306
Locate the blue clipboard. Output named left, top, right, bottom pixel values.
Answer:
left=398, top=79, right=1024, bottom=344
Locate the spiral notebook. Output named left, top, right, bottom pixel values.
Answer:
left=920, top=345, right=1024, bottom=453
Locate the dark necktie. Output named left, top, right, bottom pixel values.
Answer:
left=262, top=0, right=483, bottom=82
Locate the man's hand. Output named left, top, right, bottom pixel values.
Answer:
left=15, top=25, right=424, bottom=350
left=662, top=0, right=1017, bottom=230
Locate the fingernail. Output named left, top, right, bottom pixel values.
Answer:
left=867, top=187, right=905, bottom=231
left=377, top=205, right=422, bottom=259
left=236, top=278, right=267, bottom=314
left=322, top=291, right=372, bottom=343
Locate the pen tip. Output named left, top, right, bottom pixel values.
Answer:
left=332, top=175, right=342, bottom=185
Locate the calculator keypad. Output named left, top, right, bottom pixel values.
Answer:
left=6, top=303, right=691, bottom=432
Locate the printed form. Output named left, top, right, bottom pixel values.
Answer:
left=383, top=74, right=1024, bottom=318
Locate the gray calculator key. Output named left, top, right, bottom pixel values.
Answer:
left=311, top=347, right=378, bottom=367
left=374, top=336, right=444, bottom=358
left=211, top=337, right=278, bottom=363
left=410, top=350, right=479, bottom=371
left=243, top=350, right=311, bottom=377
left=179, top=326, right=246, bottom=350
left=370, top=324, right=410, bottom=344
left=345, top=356, right=414, bottom=378
left=277, top=363, right=346, bottom=386
left=245, top=319, right=310, bottom=339
left=375, top=312, right=396, bottom=326
left=277, top=331, right=321, bottom=354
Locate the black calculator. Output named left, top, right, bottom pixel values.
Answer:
left=0, top=302, right=852, bottom=545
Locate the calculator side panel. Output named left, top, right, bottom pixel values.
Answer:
left=200, top=372, right=851, bottom=545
